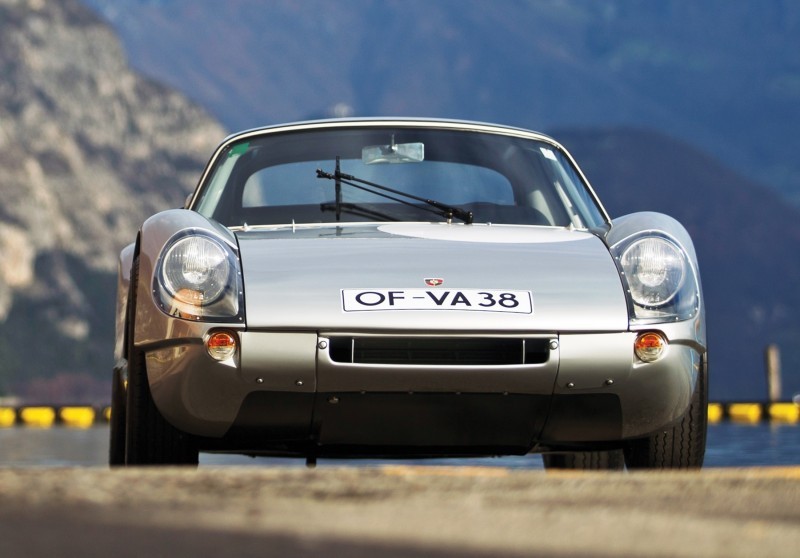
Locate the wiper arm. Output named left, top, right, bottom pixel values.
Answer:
left=320, top=201, right=399, bottom=222
left=316, top=166, right=474, bottom=225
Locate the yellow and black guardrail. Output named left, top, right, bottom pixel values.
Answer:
left=707, top=401, right=800, bottom=424
left=0, top=406, right=112, bottom=429
left=0, top=402, right=797, bottom=428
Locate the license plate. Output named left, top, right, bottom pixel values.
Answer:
left=341, top=289, right=533, bottom=314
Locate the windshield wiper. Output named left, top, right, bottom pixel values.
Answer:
left=319, top=201, right=399, bottom=222
left=316, top=161, right=474, bottom=224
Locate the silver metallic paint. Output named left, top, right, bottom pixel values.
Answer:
left=139, top=328, right=699, bottom=441
left=236, top=224, right=629, bottom=332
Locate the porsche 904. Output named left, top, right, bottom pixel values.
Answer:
left=110, top=119, right=707, bottom=469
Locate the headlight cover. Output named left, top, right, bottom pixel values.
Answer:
left=613, top=234, right=699, bottom=323
left=154, top=232, right=243, bottom=321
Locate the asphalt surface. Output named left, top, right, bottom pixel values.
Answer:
left=0, top=466, right=798, bottom=557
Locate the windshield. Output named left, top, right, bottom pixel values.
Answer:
left=193, top=126, right=606, bottom=229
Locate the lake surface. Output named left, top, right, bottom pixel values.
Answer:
left=0, top=422, right=797, bottom=468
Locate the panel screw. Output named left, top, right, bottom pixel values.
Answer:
left=295, top=380, right=304, bottom=386
left=549, top=340, right=559, bottom=351
left=256, top=378, right=264, bottom=384
left=318, top=340, right=328, bottom=350
left=605, top=379, right=614, bottom=386
left=566, top=382, right=575, bottom=389
left=328, top=396, right=339, bottom=404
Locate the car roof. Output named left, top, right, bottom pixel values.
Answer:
left=218, top=117, right=560, bottom=148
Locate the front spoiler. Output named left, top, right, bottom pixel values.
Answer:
left=142, top=329, right=702, bottom=455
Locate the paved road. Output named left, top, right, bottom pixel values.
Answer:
left=0, top=466, right=798, bottom=557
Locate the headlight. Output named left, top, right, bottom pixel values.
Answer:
left=154, top=232, right=242, bottom=321
left=614, top=234, right=698, bottom=323
left=162, top=236, right=230, bottom=305
left=620, top=237, right=685, bottom=308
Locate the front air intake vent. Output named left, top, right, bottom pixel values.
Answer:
left=328, top=337, right=551, bottom=366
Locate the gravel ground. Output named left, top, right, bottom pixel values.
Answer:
left=0, top=466, right=798, bottom=557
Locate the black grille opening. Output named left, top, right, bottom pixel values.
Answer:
left=328, top=337, right=551, bottom=366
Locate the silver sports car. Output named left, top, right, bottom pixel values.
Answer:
left=110, top=118, right=707, bottom=469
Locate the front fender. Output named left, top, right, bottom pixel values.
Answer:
left=606, top=211, right=700, bottom=269
left=133, top=209, right=241, bottom=348
left=114, top=242, right=136, bottom=363
left=605, top=211, right=706, bottom=416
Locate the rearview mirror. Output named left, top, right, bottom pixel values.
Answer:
left=362, top=137, right=424, bottom=164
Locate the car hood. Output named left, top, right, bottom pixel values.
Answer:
left=236, top=223, right=628, bottom=332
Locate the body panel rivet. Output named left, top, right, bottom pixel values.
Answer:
left=295, top=380, right=304, bottom=386
left=256, top=378, right=264, bottom=384
left=566, top=382, right=575, bottom=389
left=605, top=379, right=614, bottom=386
left=318, top=340, right=328, bottom=350
left=328, top=396, right=339, bottom=404
left=549, top=340, right=559, bottom=351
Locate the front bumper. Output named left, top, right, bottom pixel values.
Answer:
left=143, top=328, right=702, bottom=454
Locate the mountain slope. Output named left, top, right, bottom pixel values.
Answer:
left=0, top=0, right=225, bottom=400
left=557, top=128, right=800, bottom=398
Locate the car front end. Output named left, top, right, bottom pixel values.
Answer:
left=112, top=119, right=706, bottom=468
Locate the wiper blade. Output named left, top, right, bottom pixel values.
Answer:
left=316, top=165, right=474, bottom=225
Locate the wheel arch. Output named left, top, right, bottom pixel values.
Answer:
left=114, top=237, right=138, bottom=364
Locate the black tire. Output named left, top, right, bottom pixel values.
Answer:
left=623, top=354, right=708, bottom=470
left=124, top=255, right=199, bottom=466
left=543, top=449, right=625, bottom=470
left=108, top=365, right=127, bottom=466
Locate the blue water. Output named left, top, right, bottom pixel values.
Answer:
left=703, top=421, right=800, bottom=468
left=0, top=423, right=796, bottom=468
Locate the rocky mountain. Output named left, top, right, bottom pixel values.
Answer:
left=0, top=0, right=224, bottom=401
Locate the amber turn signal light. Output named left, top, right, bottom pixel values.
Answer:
left=206, top=331, right=237, bottom=360
left=634, top=332, right=667, bottom=363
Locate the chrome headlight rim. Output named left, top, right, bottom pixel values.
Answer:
left=153, top=230, right=243, bottom=322
left=612, top=231, right=700, bottom=323
left=619, top=235, right=687, bottom=309
left=161, top=235, right=231, bottom=306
